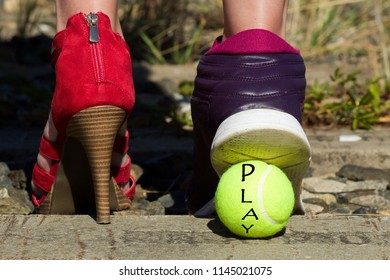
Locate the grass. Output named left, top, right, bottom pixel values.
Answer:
left=16, top=0, right=40, bottom=37
left=288, top=0, right=390, bottom=80
left=288, top=0, right=390, bottom=129
left=304, top=68, right=390, bottom=129
left=119, top=0, right=219, bottom=64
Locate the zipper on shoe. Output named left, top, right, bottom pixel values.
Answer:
left=86, top=12, right=105, bottom=82
left=86, top=12, right=99, bottom=42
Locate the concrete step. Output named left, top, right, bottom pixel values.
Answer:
left=0, top=214, right=389, bottom=260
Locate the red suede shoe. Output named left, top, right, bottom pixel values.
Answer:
left=31, top=12, right=136, bottom=224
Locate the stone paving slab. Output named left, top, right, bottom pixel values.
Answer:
left=0, top=214, right=389, bottom=260
left=306, top=128, right=390, bottom=176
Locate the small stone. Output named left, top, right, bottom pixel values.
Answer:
left=337, top=190, right=376, bottom=205
left=378, top=210, right=390, bottom=215
left=158, top=190, right=187, bottom=215
left=385, top=190, right=390, bottom=200
left=302, top=190, right=337, bottom=206
left=336, top=193, right=349, bottom=204
left=0, top=162, right=10, bottom=176
left=329, top=206, right=352, bottom=214
left=128, top=196, right=166, bottom=216
left=337, top=164, right=390, bottom=184
left=0, top=175, right=14, bottom=189
left=303, top=203, right=324, bottom=215
left=303, top=177, right=347, bottom=193
left=344, top=180, right=388, bottom=192
left=349, top=195, right=390, bottom=210
left=339, top=135, right=362, bottom=142
left=303, top=177, right=388, bottom=194
left=8, top=169, right=27, bottom=190
left=158, top=193, right=175, bottom=208
left=352, top=207, right=375, bottom=215
left=147, top=200, right=167, bottom=215
left=0, top=188, right=10, bottom=199
left=0, top=187, right=34, bottom=214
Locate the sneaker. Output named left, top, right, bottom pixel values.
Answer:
left=186, top=29, right=311, bottom=216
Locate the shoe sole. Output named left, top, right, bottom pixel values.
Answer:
left=196, top=109, right=311, bottom=217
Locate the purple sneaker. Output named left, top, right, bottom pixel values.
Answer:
left=186, top=29, right=311, bottom=216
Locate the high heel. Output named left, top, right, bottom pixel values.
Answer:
left=32, top=128, right=136, bottom=216
left=31, top=12, right=136, bottom=223
left=66, top=106, right=125, bottom=223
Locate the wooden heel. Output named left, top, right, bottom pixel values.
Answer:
left=66, top=105, right=125, bottom=224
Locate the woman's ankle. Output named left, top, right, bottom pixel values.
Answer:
left=55, top=0, right=121, bottom=33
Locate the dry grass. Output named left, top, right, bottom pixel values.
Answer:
left=287, top=0, right=390, bottom=80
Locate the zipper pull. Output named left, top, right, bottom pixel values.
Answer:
left=86, top=12, right=99, bottom=43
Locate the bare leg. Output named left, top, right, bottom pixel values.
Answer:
left=222, top=0, right=289, bottom=39
left=55, top=0, right=123, bottom=36
left=32, top=0, right=129, bottom=197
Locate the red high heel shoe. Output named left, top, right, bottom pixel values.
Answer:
left=31, top=12, right=136, bottom=224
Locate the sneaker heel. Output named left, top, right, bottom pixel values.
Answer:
left=211, top=108, right=311, bottom=214
left=66, top=105, right=125, bottom=224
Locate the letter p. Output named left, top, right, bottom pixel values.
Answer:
left=241, top=163, right=255, bottom=181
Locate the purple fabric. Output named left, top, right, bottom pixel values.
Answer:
left=206, top=29, right=300, bottom=55
left=193, top=53, right=306, bottom=129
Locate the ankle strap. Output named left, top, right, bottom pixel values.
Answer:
left=39, top=135, right=62, bottom=161
left=32, top=163, right=55, bottom=194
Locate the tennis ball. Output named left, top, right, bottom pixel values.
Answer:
left=215, top=160, right=294, bottom=238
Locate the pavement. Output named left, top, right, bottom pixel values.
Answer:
left=0, top=214, right=389, bottom=260
left=1, top=125, right=390, bottom=260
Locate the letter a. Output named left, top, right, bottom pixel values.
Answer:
left=242, top=163, right=255, bottom=181
left=242, top=208, right=259, bottom=220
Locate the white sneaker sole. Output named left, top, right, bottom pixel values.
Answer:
left=195, top=109, right=311, bottom=217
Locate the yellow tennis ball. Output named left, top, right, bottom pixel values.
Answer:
left=215, top=160, right=294, bottom=238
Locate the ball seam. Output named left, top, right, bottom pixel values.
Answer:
left=257, top=165, right=280, bottom=225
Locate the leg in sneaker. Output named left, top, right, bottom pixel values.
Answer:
left=186, top=0, right=311, bottom=216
